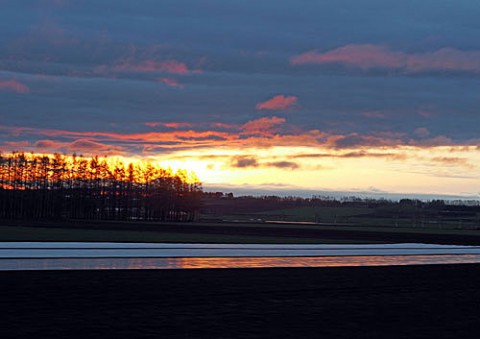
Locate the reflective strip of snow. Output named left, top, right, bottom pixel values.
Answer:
left=1, top=242, right=480, bottom=258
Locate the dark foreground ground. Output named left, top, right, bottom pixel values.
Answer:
left=2, top=264, right=480, bottom=338
left=3, top=219, right=480, bottom=245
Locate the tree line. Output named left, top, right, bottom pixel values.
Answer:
left=202, top=192, right=480, bottom=226
left=0, top=152, right=202, bottom=221
left=203, top=192, right=480, bottom=214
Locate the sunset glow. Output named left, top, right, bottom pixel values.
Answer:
left=1, top=1, right=480, bottom=199
left=145, top=145, right=480, bottom=196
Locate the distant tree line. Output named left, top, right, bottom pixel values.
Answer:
left=0, top=152, right=202, bottom=221
left=201, top=192, right=480, bottom=226
left=202, top=192, right=480, bottom=214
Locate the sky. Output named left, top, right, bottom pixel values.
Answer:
left=1, top=0, right=480, bottom=198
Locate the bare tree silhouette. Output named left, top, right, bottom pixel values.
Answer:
left=0, top=152, right=202, bottom=221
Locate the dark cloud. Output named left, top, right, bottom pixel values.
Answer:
left=332, top=134, right=401, bottom=149
left=230, top=157, right=299, bottom=170
left=292, top=151, right=406, bottom=160
left=266, top=161, right=299, bottom=170
left=231, top=156, right=258, bottom=168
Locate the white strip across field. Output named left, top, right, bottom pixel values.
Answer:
left=1, top=242, right=480, bottom=258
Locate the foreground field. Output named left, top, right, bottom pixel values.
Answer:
left=2, top=264, right=480, bottom=338
left=2, top=219, right=480, bottom=245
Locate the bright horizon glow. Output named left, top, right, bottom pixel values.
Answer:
left=2, top=144, right=479, bottom=199
left=143, top=145, right=480, bottom=198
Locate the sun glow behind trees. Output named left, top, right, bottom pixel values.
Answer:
left=143, top=145, right=480, bottom=198
left=0, top=151, right=202, bottom=221
left=1, top=143, right=480, bottom=202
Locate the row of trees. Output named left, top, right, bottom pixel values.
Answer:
left=202, top=193, right=480, bottom=224
left=0, top=152, right=202, bottom=221
left=203, top=192, right=480, bottom=213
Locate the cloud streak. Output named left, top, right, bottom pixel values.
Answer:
left=291, top=44, right=480, bottom=74
left=148, top=122, right=193, bottom=129
left=231, top=156, right=258, bottom=168
left=0, top=115, right=477, bottom=158
left=266, top=161, right=299, bottom=170
left=32, top=138, right=125, bottom=154
left=112, top=59, right=194, bottom=75
left=241, top=116, right=286, bottom=136
left=159, top=77, right=184, bottom=89
left=229, top=156, right=299, bottom=170
left=0, top=80, right=30, bottom=93
left=256, top=95, right=298, bottom=110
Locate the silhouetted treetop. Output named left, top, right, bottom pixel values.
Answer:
left=0, top=151, right=202, bottom=221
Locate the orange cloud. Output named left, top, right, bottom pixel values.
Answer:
left=1, top=120, right=313, bottom=154
left=0, top=114, right=470, bottom=158
left=0, top=80, right=29, bottom=93
left=291, top=44, right=480, bottom=73
left=34, top=139, right=64, bottom=149
left=24, top=128, right=234, bottom=150
left=159, top=77, right=184, bottom=89
left=256, top=95, right=298, bottom=110
left=144, top=122, right=161, bottom=127
left=211, top=122, right=238, bottom=129
left=241, top=116, right=286, bottom=135
left=68, top=139, right=124, bottom=152
left=163, top=122, right=193, bottom=129
left=32, top=138, right=124, bottom=154
left=11, top=138, right=125, bottom=155
left=291, top=45, right=402, bottom=69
